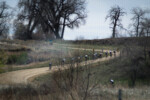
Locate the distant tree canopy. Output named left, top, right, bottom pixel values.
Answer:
left=106, top=5, right=126, bottom=38
left=0, top=1, right=9, bottom=39
left=17, top=0, right=87, bottom=40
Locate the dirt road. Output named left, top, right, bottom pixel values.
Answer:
left=0, top=51, right=119, bottom=85
left=0, top=42, right=120, bottom=85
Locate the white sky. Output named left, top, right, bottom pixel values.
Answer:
left=4, top=0, right=150, bottom=40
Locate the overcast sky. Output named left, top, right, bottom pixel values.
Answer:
left=4, top=0, right=150, bottom=40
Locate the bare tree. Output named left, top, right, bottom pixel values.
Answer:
left=141, top=18, right=150, bottom=60
left=17, top=0, right=87, bottom=39
left=0, top=1, right=9, bottom=39
left=131, top=7, right=146, bottom=37
left=106, top=5, right=126, bottom=38
left=141, top=18, right=150, bottom=37
left=17, top=0, right=41, bottom=39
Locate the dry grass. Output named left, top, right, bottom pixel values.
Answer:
left=0, top=38, right=150, bottom=100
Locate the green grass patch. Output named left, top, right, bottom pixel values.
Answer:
left=0, top=51, right=8, bottom=73
left=7, top=52, right=28, bottom=65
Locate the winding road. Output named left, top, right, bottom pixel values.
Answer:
left=0, top=42, right=120, bottom=85
left=0, top=52, right=119, bottom=85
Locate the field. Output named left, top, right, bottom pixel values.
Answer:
left=0, top=37, right=150, bottom=100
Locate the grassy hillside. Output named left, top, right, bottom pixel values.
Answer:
left=56, top=37, right=150, bottom=46
left=0, top=39, right=117, bottom=73
left=0, top=37, right=150, bottom=100
left=31, top=55, right=150, bottom=100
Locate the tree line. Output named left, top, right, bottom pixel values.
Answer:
left=106, top=5, right=150, bottom=38
left=0, top=0, right=87, bottom=40
left=0, top=1, right=150, bottom=40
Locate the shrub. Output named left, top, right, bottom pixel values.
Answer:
left=7, top=52, right=28, bottom=65
left=7, top=55, right=17, bottom=64
left=0, top=51, right=8, bottom=73
left=16, top=52, right=28, bottom=64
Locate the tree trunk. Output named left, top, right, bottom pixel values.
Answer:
left=26, top=31, right=32, bottom=40
left=55, top=34, right=61, bottom=39
left=112, top=21, right=117, bottom=38
left=26, top=19, right=33, bottom=40
left=61, top=25, right=65, bottom=39
left=55, top=28, right=61, bottom=39
left=61, top=14, right=67, bottom=39
left=54, top=23, right=62, bottom=39
left=136, top=17, right=140, bottom=37
left=112, top=27, right=116, bottom=38
left=26, top=20, right=38, bottom=40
